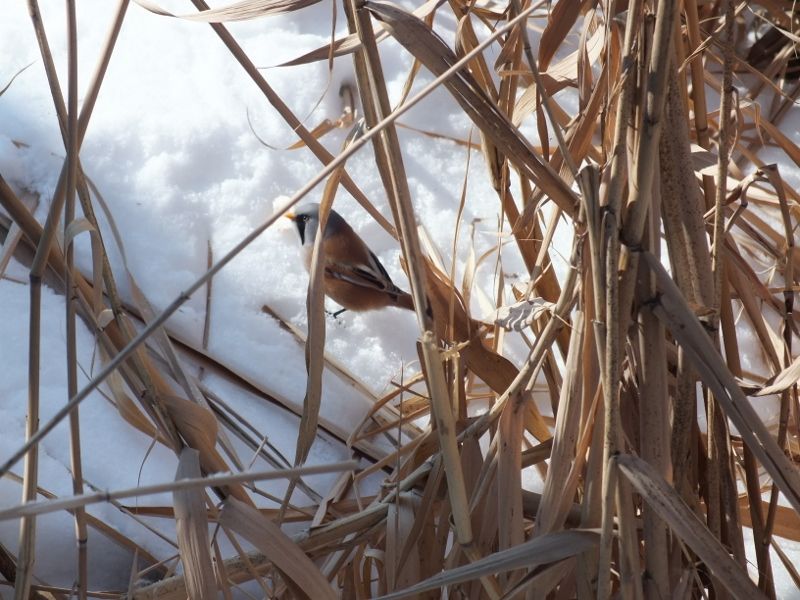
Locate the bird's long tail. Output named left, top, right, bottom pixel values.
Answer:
left=395, top=291, right=415, bottom=311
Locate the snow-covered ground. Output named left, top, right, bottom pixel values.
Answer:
left=0, top=0, right=798, bottom=597
left=0, top=0, right=516, bottom=593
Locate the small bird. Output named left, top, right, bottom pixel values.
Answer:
left=285, top=203, right=414, bottom=314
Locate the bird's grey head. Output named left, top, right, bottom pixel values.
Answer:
left=286, top=203, right=346, bottom=246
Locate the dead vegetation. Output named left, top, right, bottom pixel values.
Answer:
left=1, top=0, right=800, bottom=598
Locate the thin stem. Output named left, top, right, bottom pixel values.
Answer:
left=0, top=461, right=359, bottom=522
left=62, top=1, right=88, bottom=599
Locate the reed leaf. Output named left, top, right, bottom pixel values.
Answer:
left=173, top=449, right=217, bottom=599
left=375, top=530, right=599, bottom=600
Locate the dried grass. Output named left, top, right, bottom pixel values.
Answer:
left=1, top=0, right=799, bottom=598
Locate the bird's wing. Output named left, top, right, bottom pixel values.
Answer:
left=325, top=253, right=404, bottom=296
left=366, top=249, right=394, bottom=286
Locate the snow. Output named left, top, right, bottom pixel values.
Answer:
left=0, top=0, right=507, bottom=593
left=0, top=0, right=798, bottom=597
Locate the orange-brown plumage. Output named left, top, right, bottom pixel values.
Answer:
left=287, top=203, right=414, bottom=313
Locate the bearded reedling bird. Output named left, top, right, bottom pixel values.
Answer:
left=285, top=203, right=414, bottom=315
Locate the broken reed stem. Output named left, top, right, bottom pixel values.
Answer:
left=0, top=461, right=358, bottom=522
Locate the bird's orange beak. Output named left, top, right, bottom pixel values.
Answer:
left=284, top=211, right=296, bottom=221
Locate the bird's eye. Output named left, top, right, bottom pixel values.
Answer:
left=300, top=215, right=309, bottom=222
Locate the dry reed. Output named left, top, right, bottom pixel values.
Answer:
left=0, top=0, right=799, bottom=598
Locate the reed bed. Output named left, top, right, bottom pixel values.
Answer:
left=1, top=0, right=799, bottom=598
